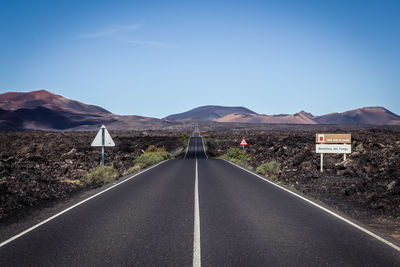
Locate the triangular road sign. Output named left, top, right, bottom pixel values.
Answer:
left=91, top=125, right=115, bottom=147
left=240, top=137, right=248, bottom=146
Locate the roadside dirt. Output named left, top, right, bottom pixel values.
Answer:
left=204, top=125, right=400, bottom=240
left=0, top=130, right=187, bottom=219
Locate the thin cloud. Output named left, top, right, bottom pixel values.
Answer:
left=79, top=24, right=142, bottom=38
left=127, top=40, right=175, bottom=48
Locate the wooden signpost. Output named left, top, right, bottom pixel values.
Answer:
left=316, top=134, right=351, bottom=172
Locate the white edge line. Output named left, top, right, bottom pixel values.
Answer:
left=183, top=136, right=192, bottom=159
left=200, top=136, right=208, bottom=159
left=222, top=159, right=400, bottom=253
left=193, top=158, right=201, bottom=267
left=0, top=160, right=170, bottom=248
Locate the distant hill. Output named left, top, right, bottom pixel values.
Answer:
left=1, top=90, right=399, bottom=130
left=0, top=106, right=107, bottom=130
left=165, top=105, right=257, bottom=121
left=215, top=107, right=400, bottom=126
left=0, top=90, right=169, bottom=131
left=0, top=90, right=110, bottom=114
left=217, top=111, right=317, bottom=124
left=314, top=107, right=400, bottom=126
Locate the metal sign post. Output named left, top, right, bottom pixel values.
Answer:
left=91, top=125, right=115, bottom=167
left=320, top=153, right=324, bottom=172
left=101, top=127, right=105, bottom=167
left=240, top=137, right=248, bottom=151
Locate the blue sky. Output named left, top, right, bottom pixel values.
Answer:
left=1, top=0, right=399, bottom=118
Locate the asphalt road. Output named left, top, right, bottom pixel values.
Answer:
left=0, top=132, right=399, bottom=266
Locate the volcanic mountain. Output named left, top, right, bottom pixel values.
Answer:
left=0, top=90, right=110, bottom=114
left=0, top=90, right=167, bottom=131
left=165, top=105, right=257, bottom=121
left=314, top=107, right=400, bottom=125
left=217, top=111, right=317, bottom=124
left=1, top=90, right=399, bottom=130
left=216, top=107, right=400, bottom=125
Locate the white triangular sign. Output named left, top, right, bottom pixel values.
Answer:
left=91, top=125, right=115, bottom=147
left=240, top=137, right=248, bottom=146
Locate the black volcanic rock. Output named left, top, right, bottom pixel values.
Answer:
left=205, top=127, right=400, bottom=222
left=0, top=131, right=184, bottom=218
left=165, top=105, right=257, bottom=121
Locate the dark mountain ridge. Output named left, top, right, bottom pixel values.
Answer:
left=314, top=107, right=400, bottom=125
left=0, top=90, right=165, bottom=131
left=0, top=90, right=110, bottom=114
left=216, top=107, right=400, bottom=126
left=165, top=105, right=257, bottom=121
left=1, top=90, right=399, bottom=130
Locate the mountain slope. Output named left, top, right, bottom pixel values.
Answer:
left=314, top=107, right=400, bottom=125
left=217, top=111, right=317, bottom=124
left=1, top=90, right=399, bottom=130
left=216, top=107, right=400, bottom=125
left=165, top=105, right=257, bottom=121
left=0, top=107, right=108, bottom=130
left=0, top=90, right=169, bottom=131
left=0, top=90, right=110, bottom=114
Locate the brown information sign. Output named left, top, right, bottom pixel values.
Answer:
left=316, top=134, right=351, bottom=144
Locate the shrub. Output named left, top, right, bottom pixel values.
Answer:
left=179, top=134, right=190, bottom=146
left=145, top=145, right=167, bottom=153
left=122, top=165, right=142, bottom=176
left=134, top=148, right=170, bottom=167
left=123, top=146, right=171, bottom=175
left=225, top=147, right=251, bottom=161
left=60, top=178, right=84, bottom=187
left=257, top=161, right=280, bottom=180
left=222, top=147, right=252, bottom=168
left=82, top=166, right=119, bottom=185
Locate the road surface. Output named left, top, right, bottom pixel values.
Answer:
left=0, top=132, right=399, bottom=266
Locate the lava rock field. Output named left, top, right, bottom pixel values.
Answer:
left=0, top=130, right=185, bottom=218
left=204, top=126, right=400, bottom=227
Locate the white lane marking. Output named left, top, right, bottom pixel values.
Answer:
left=223, top=159, right=400, bottom=253
left=0, top=160, right=170, bottom=248
left=184, top=137, right=191, bottom=159
left=193, top=158, right=201, bottom=267
left=200, top=136, right=208, bottom=159
left=195, top=136, right=197, bottom=158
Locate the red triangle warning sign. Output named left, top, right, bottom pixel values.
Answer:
left=240, top=137, right=248, bottom=146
